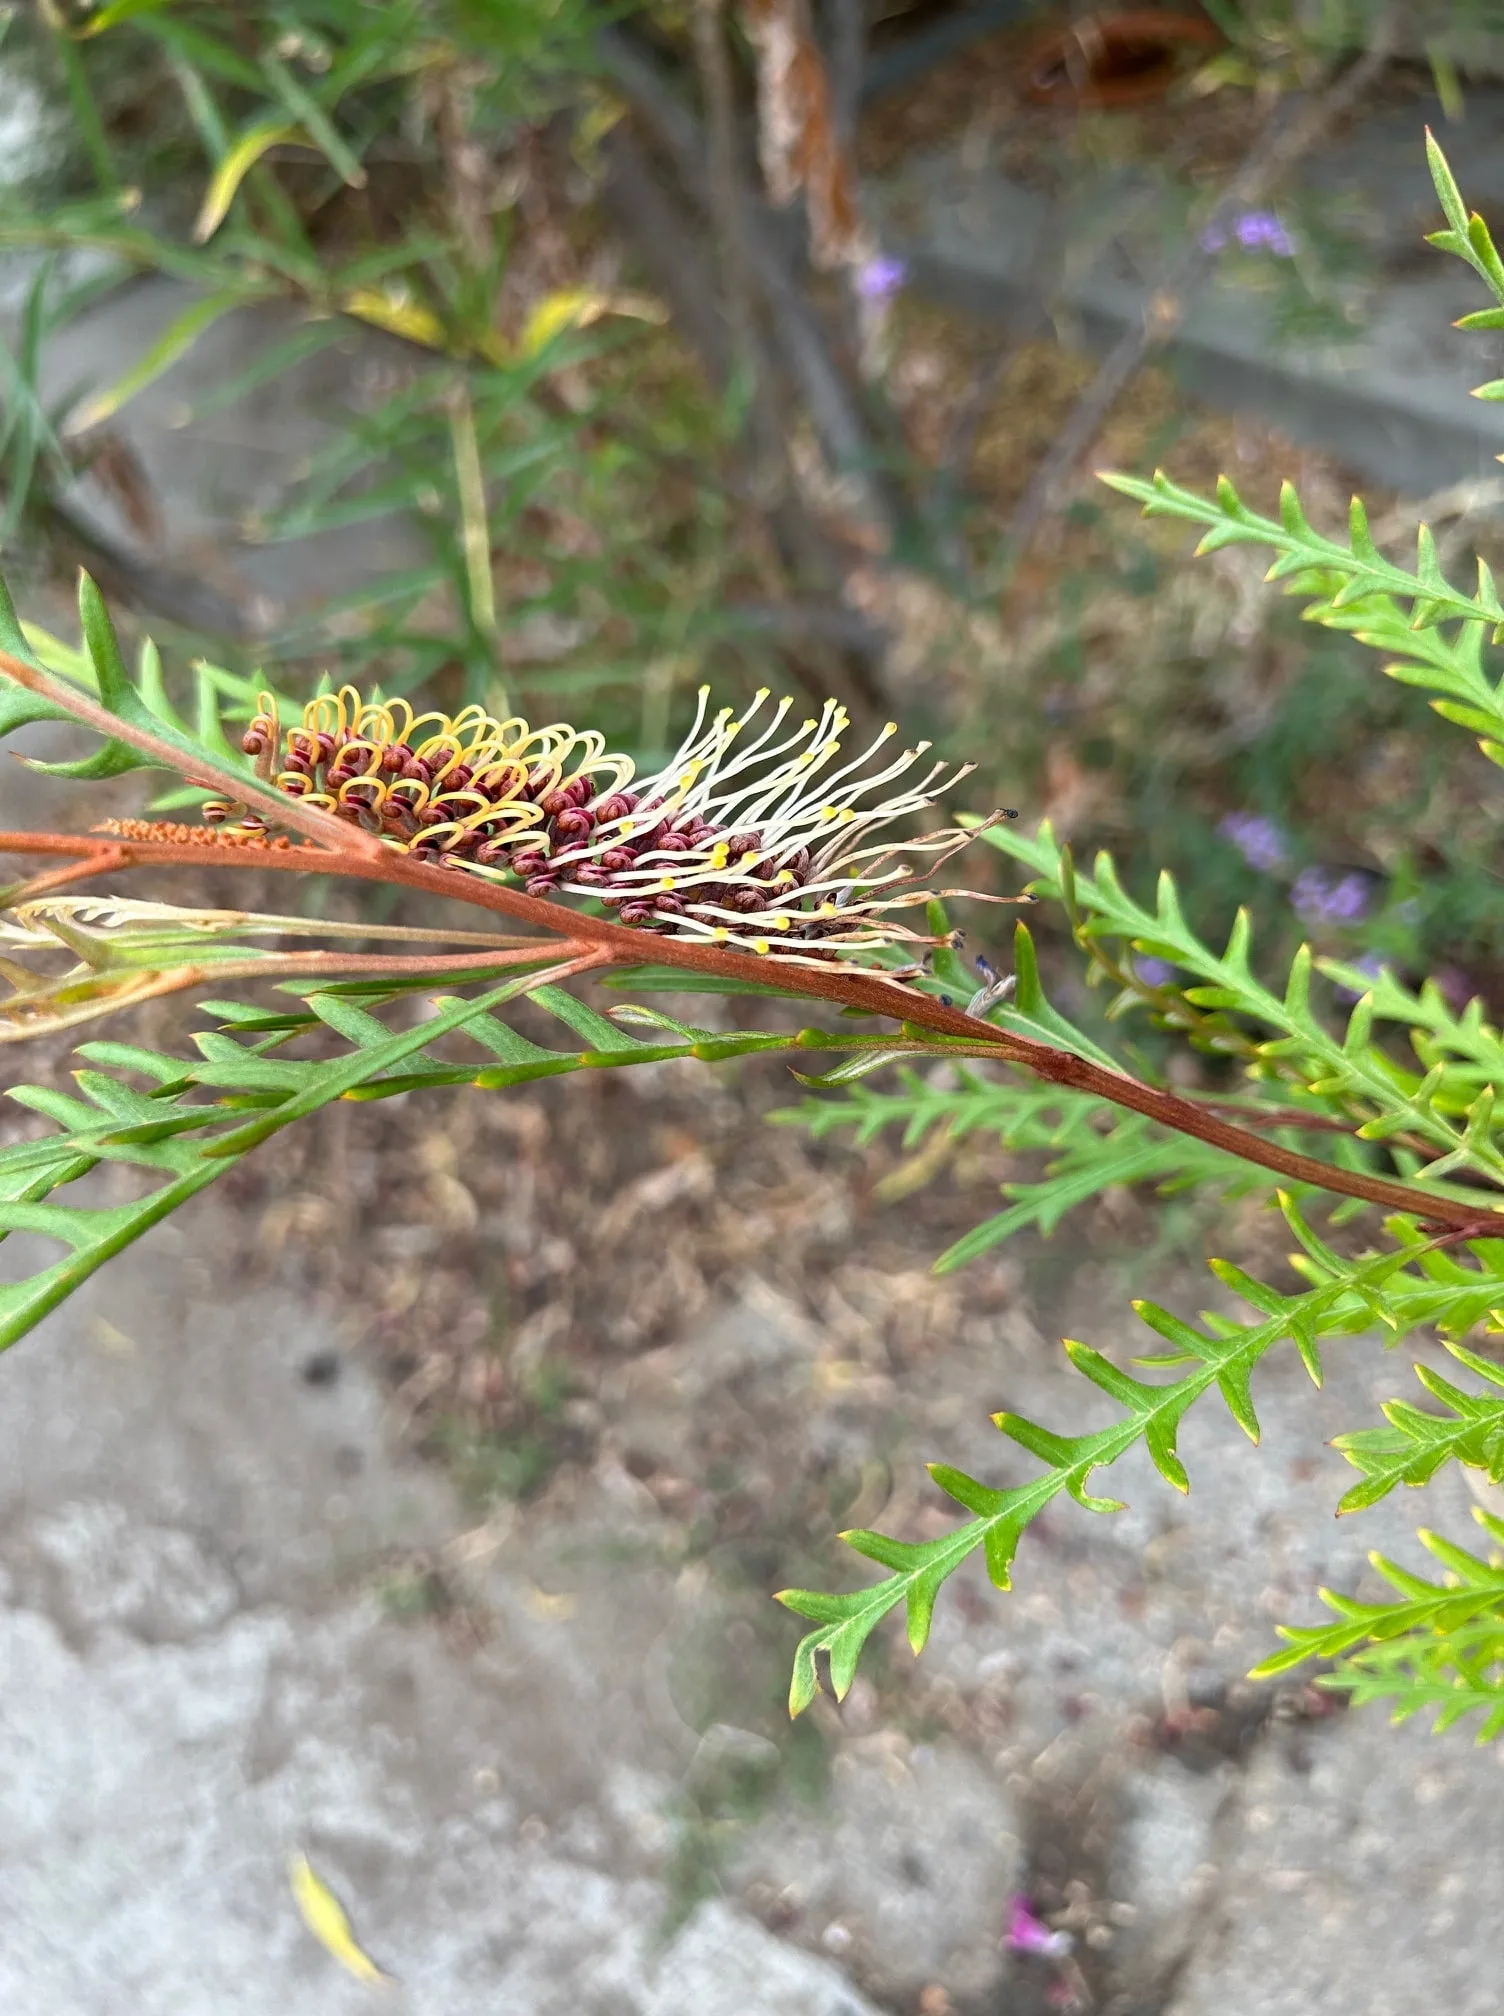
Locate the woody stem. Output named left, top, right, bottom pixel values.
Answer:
left=0, top=826, right=1499, bottom=1235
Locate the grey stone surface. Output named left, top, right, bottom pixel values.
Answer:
left=0, top=1227, right=885, bottom=2016
left=731, top=1736, right=1023, bottom=2002
left=1163, top=1713, right=1504, bottom=2016
left=2, top=1185, right=1504, bottom=2009
left=1107, top=1757, right=1234, bottom=2000
left=644, top=1902, right=877, bottom=2016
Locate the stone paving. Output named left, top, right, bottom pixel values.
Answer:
left=2, top=1200, right=1503, bottom=2012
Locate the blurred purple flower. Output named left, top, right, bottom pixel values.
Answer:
left=855, top=255, right=907, bottom=301
left=1292, top=867, right=1371, bottom=927
left=1219, top=812, right=1289, bottom=873
left=1238, top=210, right=1295, bottom=254
left=1135, top=955, right=1178, bottom=987
left=1202, top=209, right=1295, bottom=258
left=1333, top=951, right=1387, bottom=1002
left=1005, top=1897, right=1074, bottom=1959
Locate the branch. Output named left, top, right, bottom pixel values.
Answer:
left=598, top=24, right=897, bottom=538
left=2, top=826, right=1499, bottom=1236
left=692, top=0, right=767, bottom=418
left=827, top=0, right=864, bottom=149
left=0, top=645, right=384, bottom=860
left=596, top=118, right=891, bottom=725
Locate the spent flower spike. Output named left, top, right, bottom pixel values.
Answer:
left=216, top=684, right=1014, bottom=967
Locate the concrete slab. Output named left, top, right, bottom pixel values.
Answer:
left=0, top=1221, right=885, bottom=2016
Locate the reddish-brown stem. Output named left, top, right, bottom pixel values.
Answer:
left=0, top=647, right=386, bottom=859
left=1, top=826, right=1500, bottom=1237
left=1176, top=1090, right=1435, bottom=1149
left=1, top=845, right=134, bottom=903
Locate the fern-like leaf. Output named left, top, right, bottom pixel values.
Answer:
left=1255, top=1506, right=1504, bottom=1741
left=1333, top=1341, right=1504, bottom=1512
left=969, top=819, right=1504, bottom=1195
left=779, top=1208, right=1496, bottom=1711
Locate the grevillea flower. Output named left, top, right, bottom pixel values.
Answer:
left=211, top=685, right=1010, bottom=966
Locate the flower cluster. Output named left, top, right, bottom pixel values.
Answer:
left=1221, top=813, right=1378, bottom=934
left=210, top=685, right=1006, bottom=963
left=1201, top=208, right=1296, bottom=257
left=1218, top=811, right=1289, bottom=873
left=1291, top=865, right=1371, bottom=928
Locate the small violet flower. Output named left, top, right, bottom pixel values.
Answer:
left=1005, top=1896, right=1074, bottom=1960
left=1219, top=812, right=1289, bottom=874
left=1201, top=209, right=1295, bottom=258
left=1291, top=867, right=1371, bottom=928
left=1135, top=955, right=1178, bottom=987
left=855, top=254, right=908, bottom=302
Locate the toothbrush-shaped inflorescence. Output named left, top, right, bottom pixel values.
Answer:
left=209, top=685, right=1013, bottom=963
